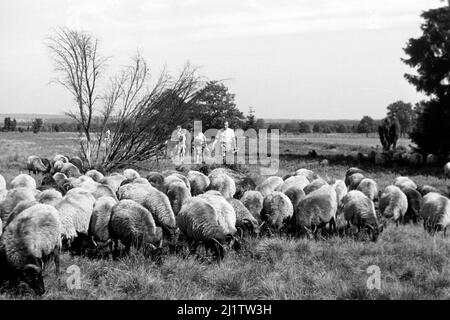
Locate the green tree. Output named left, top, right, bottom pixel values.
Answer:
left=403, top=6, right=450, bottom=157
left=357, top=116, right=376, bottom=137
left=32, top=118, right=43, bottom=134
left=298, top=122, right=311, bottom=133
left=255, top=118, right=265, bottom=130
left=386, top=101, right=414, bottom=136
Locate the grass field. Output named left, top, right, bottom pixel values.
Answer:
left=0, top=132, right=449, bottom=300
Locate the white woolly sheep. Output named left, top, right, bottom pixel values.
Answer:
left=85, top=170, right=105, bottom=182
left=276, top=175, right=309, bottom=193
left=394, top=176, right=417, bottom=190
left=208, top=173, right=236, bottom=199
left=67, top=175, right=118, bottom=201
left=187, top=170, right=210, bottom=196
left=60, top=162, right=81, bottom=178
left=88, top=196, right=118, bottom=246
left=341, top=190, right=383, bottom=241
left=417, top=185, right=443, bottom=196
left=303, top=178, right=328, bottom=195
left=0, top=187, right=36, bottom=224
left=283, top=185, right=306, bottom=208
left=291, top=185, right=337, bottom=237
left=346, top=173, right=365, bottom=191
left=356, top=178, right=379, bottom=201
left=240, top=190, right=264, bottom=223
left=227, top=198, right=260, bottom=236
left=10, top=174, right=36, bottom=190
left=100, top=173, right=126, bottom=193
left=167, top=180, right=191, bottom=215
left=332, top=179, right=347, bottom=206
left=261, top=191, right=294, bottom=234
left=123, top=168, right=141, bottom=181
left=108, top=199, right=163, bottom=258
left=379, top=185, right=408, bottom=224
left=420, top=192, right=450, bottom=234
left=0, top=174, right=6, bottom=191
left=35, top=189, right=63, bottom=207
left=69, top=156, right=83, bottom=172
left=27, top=156, right=49, bottom=175
left=0, top=203, right=61, bottom=295
left=53, top=154, right=68, bottom=164
left=295, top=168, right=318, bottom=182
left=256, top=176, right=284, bottom=198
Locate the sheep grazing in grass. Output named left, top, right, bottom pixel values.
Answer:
left=394, top=176, right=417, bottom=190
left=85, top=170, right=104, bottom=183
left=68, top=176, right=118, bottom=201
left=346, top=173, right=365, bottom=191
left=283, top=185, right=306, bottom=208
left=167, top=180, right=191, bottom=215
left=123, top=169, right=140, bottom=181
left=356, top=178, right=379, bottom=202
left=227, top=198, right=260, bottom=236
left=0, top=187, right=36, bottom=224
left=261, top=191, right=294, bottom=235
left=399, top=187, right=423, bottom=224
left=52, top=160, right=65, bottom=174
left=340, top=190, right=383, bottom=241
left=10, top=174, right=36, bottom=190
left=27, top=156, right=50, bottom=175
left=108, top=199, right=163, bottom=259
left=55, top=188, right=96, bottom=252
left=120, top=177, right=151, bottom=187
left=177, top=195, right=238, bottom=260
left=3, top=200, right=39, bottom=230
left=187, top=170, right=210, bottom=196
left=100, top=173, right=126, bottom=193
left=303, top=178, right=328, bottom=195
left=208, top=173, right=236, bottom=199
left=88, top=196, right=118, bottom=247
left=405, top=152, right=423, bottom=166
left=256, top=176, right=284, bottom=198
left=345, top=168, right=365, bottom=181
left=234, top=176, right=257, bottom=199
left=60, top=162, right=82, bottom=178
left=35, top=189, right=63, bottom=207
left=332, top=179, right=347, bottom=206
left=164, top=174, right=191, bottom=194
left=240, top=190, right=264, bottom=223
left=420, top=192, right=450, bottom=234
left=0, top=204, right=61, bottom=295
left=417, top=185, right=443, bottom=197
left=291, top=185, right=337, bottom=237
left=276, top=175, right=309, bottom=193
left=117, top=183, right=179, bottom=243
left=146, top=172, right=165, bottom=192
left=379, top=185, right=408, bottom=224
left=444, top=162, right=450, bottom=178
left=295, top=168, right=318, bottom=182
left=69, top=156, right=83, bottom=173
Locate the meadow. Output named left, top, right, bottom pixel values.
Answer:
left=0, top=131, right=449, bottom=300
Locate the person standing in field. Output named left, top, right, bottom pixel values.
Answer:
left=193, top=126, right=207, bottom=164
left=212, top=121, right=237, bottom=164
left=175, top=125, right=187, bottom=164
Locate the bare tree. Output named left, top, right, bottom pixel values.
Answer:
left=47, top=27, right=107, bottom=167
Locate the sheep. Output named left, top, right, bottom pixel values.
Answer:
left=346, top=173, right=365, bottom=191
left=256, top=176, right=284, bottom=197
left=35, top=189, right=63, bottom=207
left=146, top=172, right=165, bottom=192
left=283, top=185, right=306, bottom=208
left=379, top=185, right=408, bottom=224
left=399, top=186, right=423, bottom=224
left=123, top=168, right=140, bottom=181
left=417, top=185, right=443, bottom=196
left=68, top=176, right=118, bottom=201
left=10, top=174, right=36, bottom=190
left=85, top=170, right=105, bottom=183
left=405, top=152, right=423, bottom=166
left=3, top=200, right=39, bottom=229
left=291, top=185, right=337, bottom=237
left=117, top=183, right=179, bottom=243
left=60, top=162, right=82, bottom=178
left=227, top=198, right=260, bottom=236
left=394, top=176, right=417, bottom=190
left=295, top=168, right=318, bottom=182
left=445, top=162, right=450, bottom=178
left=345, top=168, right=365, bottom=186
left=276, top=175, right=310, bottom=193
left=69, top=156, right=84, bottom=173
left=164, top=174, right=191, bottom=193
left=303, top=178, right=328, bottom=195
left=100, top=173, right=126, bottom=193
left=340, top=190, right=383, bottom=241
left=52, top=160, right=65, bottom=174
left=53, top=154, right=68, bottom=164
left=261, top=191, right=294, bottom=235
left=177, top=195, right=237, bottom=260
left=166, top=180, right=191, bottom=215
left=374, top=152, right=388, bottom=166
left=234, top=176, right=257, bottom=199
left=0, top=190, right=5, bottom=203
left=54, top=188, right=96, bottom=252
left=108, top=199, right=163, bottom=258
left=0, top=174, right=6, bottom=191
left=356, top=178, right=379, bottom=201
left=0, top=187, right=36, bottom=224
left=332, top=179, right=347, bottom=206
left=27, top=156, right=50, bottom=175
left=187, top=170, right=210, bottom=196
left=420, top=192, right=450, bottom=234
left=240, top=190, right=264, bottom=223
left=426, top=154, right=439, bottom=165
left=208, top=173, right=236, bottom=199
left=120, top=177, right=151, bottom=187
left=0, top=203, right=61, bottom=295
left=53, top=172, right=69, bottom=188
left=88, top=196, right=118, bottom=247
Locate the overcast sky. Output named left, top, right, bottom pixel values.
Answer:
left=0, top=0, right=445, bottom=119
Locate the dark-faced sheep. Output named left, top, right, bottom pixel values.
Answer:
left=399, top=186, right=423, bottom=224
left=60, top=163, right=82, bottom=178
left=346, top=173, right=365, bottom=191
left=146, top=172, right=166, bottom=192
left=88, top=196, right=118, bottom=247
left=69, top=156, right=84, bottom=173
left=27, top=156, right=50, bottom=175
left=0, top=204, right=61, bottom=295
left=240, top=190, right=264, bottom=223
left=167, top=180, right=191, bottom=215
left=108, top=199, right=163, bottom=258
left=227, top=198, right=260, bottom=236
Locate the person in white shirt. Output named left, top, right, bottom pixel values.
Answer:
left=193, top=129, right=207, bottom=164
left=212, top=121, right=236, bottom=163
left=175, top=125, right=187, bottom=163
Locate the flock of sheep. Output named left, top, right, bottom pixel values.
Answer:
left=0, top=154, right=449, bottom=295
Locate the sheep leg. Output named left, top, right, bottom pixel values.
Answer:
left=53, top=247, right=60, bottom=276
left=112, top=239, right=119, bottom=260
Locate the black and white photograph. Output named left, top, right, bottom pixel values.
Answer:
left=0, top=0, right=449, bottom=305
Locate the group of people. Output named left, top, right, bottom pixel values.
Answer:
left=174, top=121, right=237, bottom=164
